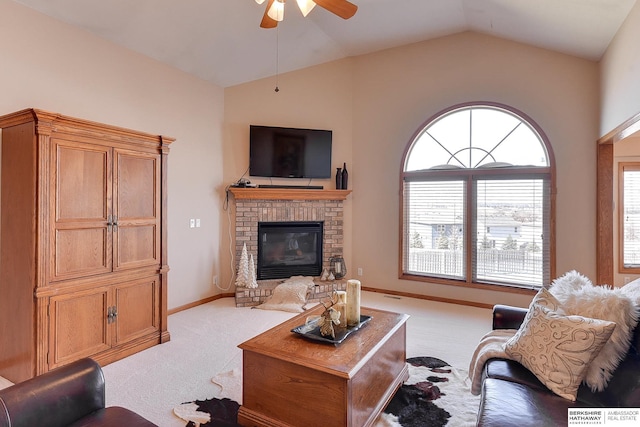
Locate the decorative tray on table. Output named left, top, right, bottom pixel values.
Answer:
left=291, top=315, right=372, bottom=344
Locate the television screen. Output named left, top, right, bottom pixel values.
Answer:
left=249, top=125, right=332, bottom=179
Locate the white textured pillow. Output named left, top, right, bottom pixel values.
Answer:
left=254, top=282, right=310, bottom=313
left=550, top=275, right=639, bottom=392
left=621, top=278, right=640, bottom=306
left=548, top=270, right=593, bottom=301
left=505, top=289, right=616, bottom=401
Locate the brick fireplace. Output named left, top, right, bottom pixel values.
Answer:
left=229, top=188, right=351, bottom=307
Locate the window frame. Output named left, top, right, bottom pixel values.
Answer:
left=399, top=102, right=556, bottom=292
left=618, top=162, right=640, bottom=273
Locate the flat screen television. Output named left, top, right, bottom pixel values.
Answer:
left=249, top=125, right=332, bottom=179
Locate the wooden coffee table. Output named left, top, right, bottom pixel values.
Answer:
left=237, top=306, right=409, bottom=427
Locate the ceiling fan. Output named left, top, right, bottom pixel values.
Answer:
left=255, top=0, right=358, bottom=28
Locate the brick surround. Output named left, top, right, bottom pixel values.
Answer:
left=235, top=279, right=347, bottom=308
left=230, top=189, right=350, bottom=307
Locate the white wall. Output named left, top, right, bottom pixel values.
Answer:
left=600, top=1, right=640, bottom=288
left=0, top=0, right=225, bottom=310
left=226, top=32, right=600, bottom=308
left=0, top=0, right=609, bottom=310
left=601, top=1, right=640, bottom=136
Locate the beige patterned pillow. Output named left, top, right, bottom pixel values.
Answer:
left=550, top=277, right=638, bottom=392
left=504, top=289, right=616, bottom=401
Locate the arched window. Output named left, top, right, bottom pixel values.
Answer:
left=400, top=103, right=555, bottom=289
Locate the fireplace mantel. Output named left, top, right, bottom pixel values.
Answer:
left=229, top=187, right=352, bottom=201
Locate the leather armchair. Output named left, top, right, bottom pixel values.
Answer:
left=0, top=358, right=155, bottom=427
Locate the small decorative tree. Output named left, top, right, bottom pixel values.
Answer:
left=247, top=253, right=258, bottom=289
left=235, top=242, right=250, bottom=288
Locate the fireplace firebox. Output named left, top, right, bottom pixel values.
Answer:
left=257, top=221, right=323, bottom=280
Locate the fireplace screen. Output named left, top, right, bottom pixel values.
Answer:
left=257, top=221, right=323, bottom=280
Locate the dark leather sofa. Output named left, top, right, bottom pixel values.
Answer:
left=476, top=304, right=640, bottom=427
left=0, top=358, right=156, bottom=427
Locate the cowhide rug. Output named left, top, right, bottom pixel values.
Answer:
left=174, top=356, right=480, bottom=427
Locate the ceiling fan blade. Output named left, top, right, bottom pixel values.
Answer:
left=313, top=0, right=358, bottom=20
left=260, top=0, right=279, bottom=28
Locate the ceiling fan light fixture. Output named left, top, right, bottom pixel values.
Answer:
left=296, top=0, right=316, bottom=17
left=255, top=0, right=266, bottom=4
left=267, top=0, right=285, bottom=22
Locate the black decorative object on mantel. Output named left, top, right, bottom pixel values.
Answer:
left=341, top=163, right=349, bottom=190
left=336, top=167, right=343, bottom=190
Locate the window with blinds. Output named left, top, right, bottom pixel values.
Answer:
left=401, top=104, right=555, bottom=290
left=620, top=164, right=640, bottom=270
left=404, top=180, right=466, bottom=280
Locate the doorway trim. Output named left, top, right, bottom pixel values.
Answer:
left=597, top=111, right=640, bottom=285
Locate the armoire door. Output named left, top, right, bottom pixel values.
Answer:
left=51, top=140, right=112, bottom=282
left=48, top=286, right=111, bottom=369
left=112, top=276, right=160, bottom=346
left=113, top=149, right=161, bottom=271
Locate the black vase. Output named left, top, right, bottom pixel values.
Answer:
left=341, top=163, right=349, bottom=190
left=336, top=168, right=343, bottom=190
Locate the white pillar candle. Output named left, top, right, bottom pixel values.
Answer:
left=346, top=279, right=361, bottom=327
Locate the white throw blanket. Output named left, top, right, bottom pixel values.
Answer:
left=254, top=276, right=316, bottom=313
left=468, top=329, right=517, bottom=395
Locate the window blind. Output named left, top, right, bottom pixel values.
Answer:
left=622, top=166, right=640, bottom=268
left=403, top=180, right=465, bottom=280
left=474, top=178, right=549, bottom=288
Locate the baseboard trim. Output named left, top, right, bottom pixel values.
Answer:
left=169, top=288, right=494, bottom=314
left=168, top=293, right=235, bottom=315
left=361, top=287, right=494, bottom=310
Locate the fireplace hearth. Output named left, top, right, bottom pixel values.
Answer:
left=257, top=221, right=323, bottom=280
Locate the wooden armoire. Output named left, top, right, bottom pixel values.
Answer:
left=0, top=109, right=172, bottom=383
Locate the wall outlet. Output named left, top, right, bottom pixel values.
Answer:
left=213, top=275, right=218, bottom=286
left=195, top=218, right=201, bottom=227
left=357, top=267, right=363, bottom=276
left=189, top=218, right=195, bottom=228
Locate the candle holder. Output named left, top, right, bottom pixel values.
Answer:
left=329, top=256, right=346, bottom=279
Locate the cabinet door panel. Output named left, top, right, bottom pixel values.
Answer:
left=116, top=225, right=157, bottom=267
left=52, top=141, right=112, bottom=281
left=116, top=153, right=156, bottom=218
left=54, top=228, right=109, bottom=277
left=49, top=288, right=110, bottom=369
left=113, top=277, right=159, bottom=345
left=56, top=144, right=109, bottom=220
left=114, top=150, right=160, bottom=270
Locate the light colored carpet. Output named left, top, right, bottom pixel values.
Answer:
left=0, top=376, right=12, bottom=390
left=102, top=291, right=493, bottom=426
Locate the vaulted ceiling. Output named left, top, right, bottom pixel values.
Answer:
left=12, top=0, right=637, bottom=87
